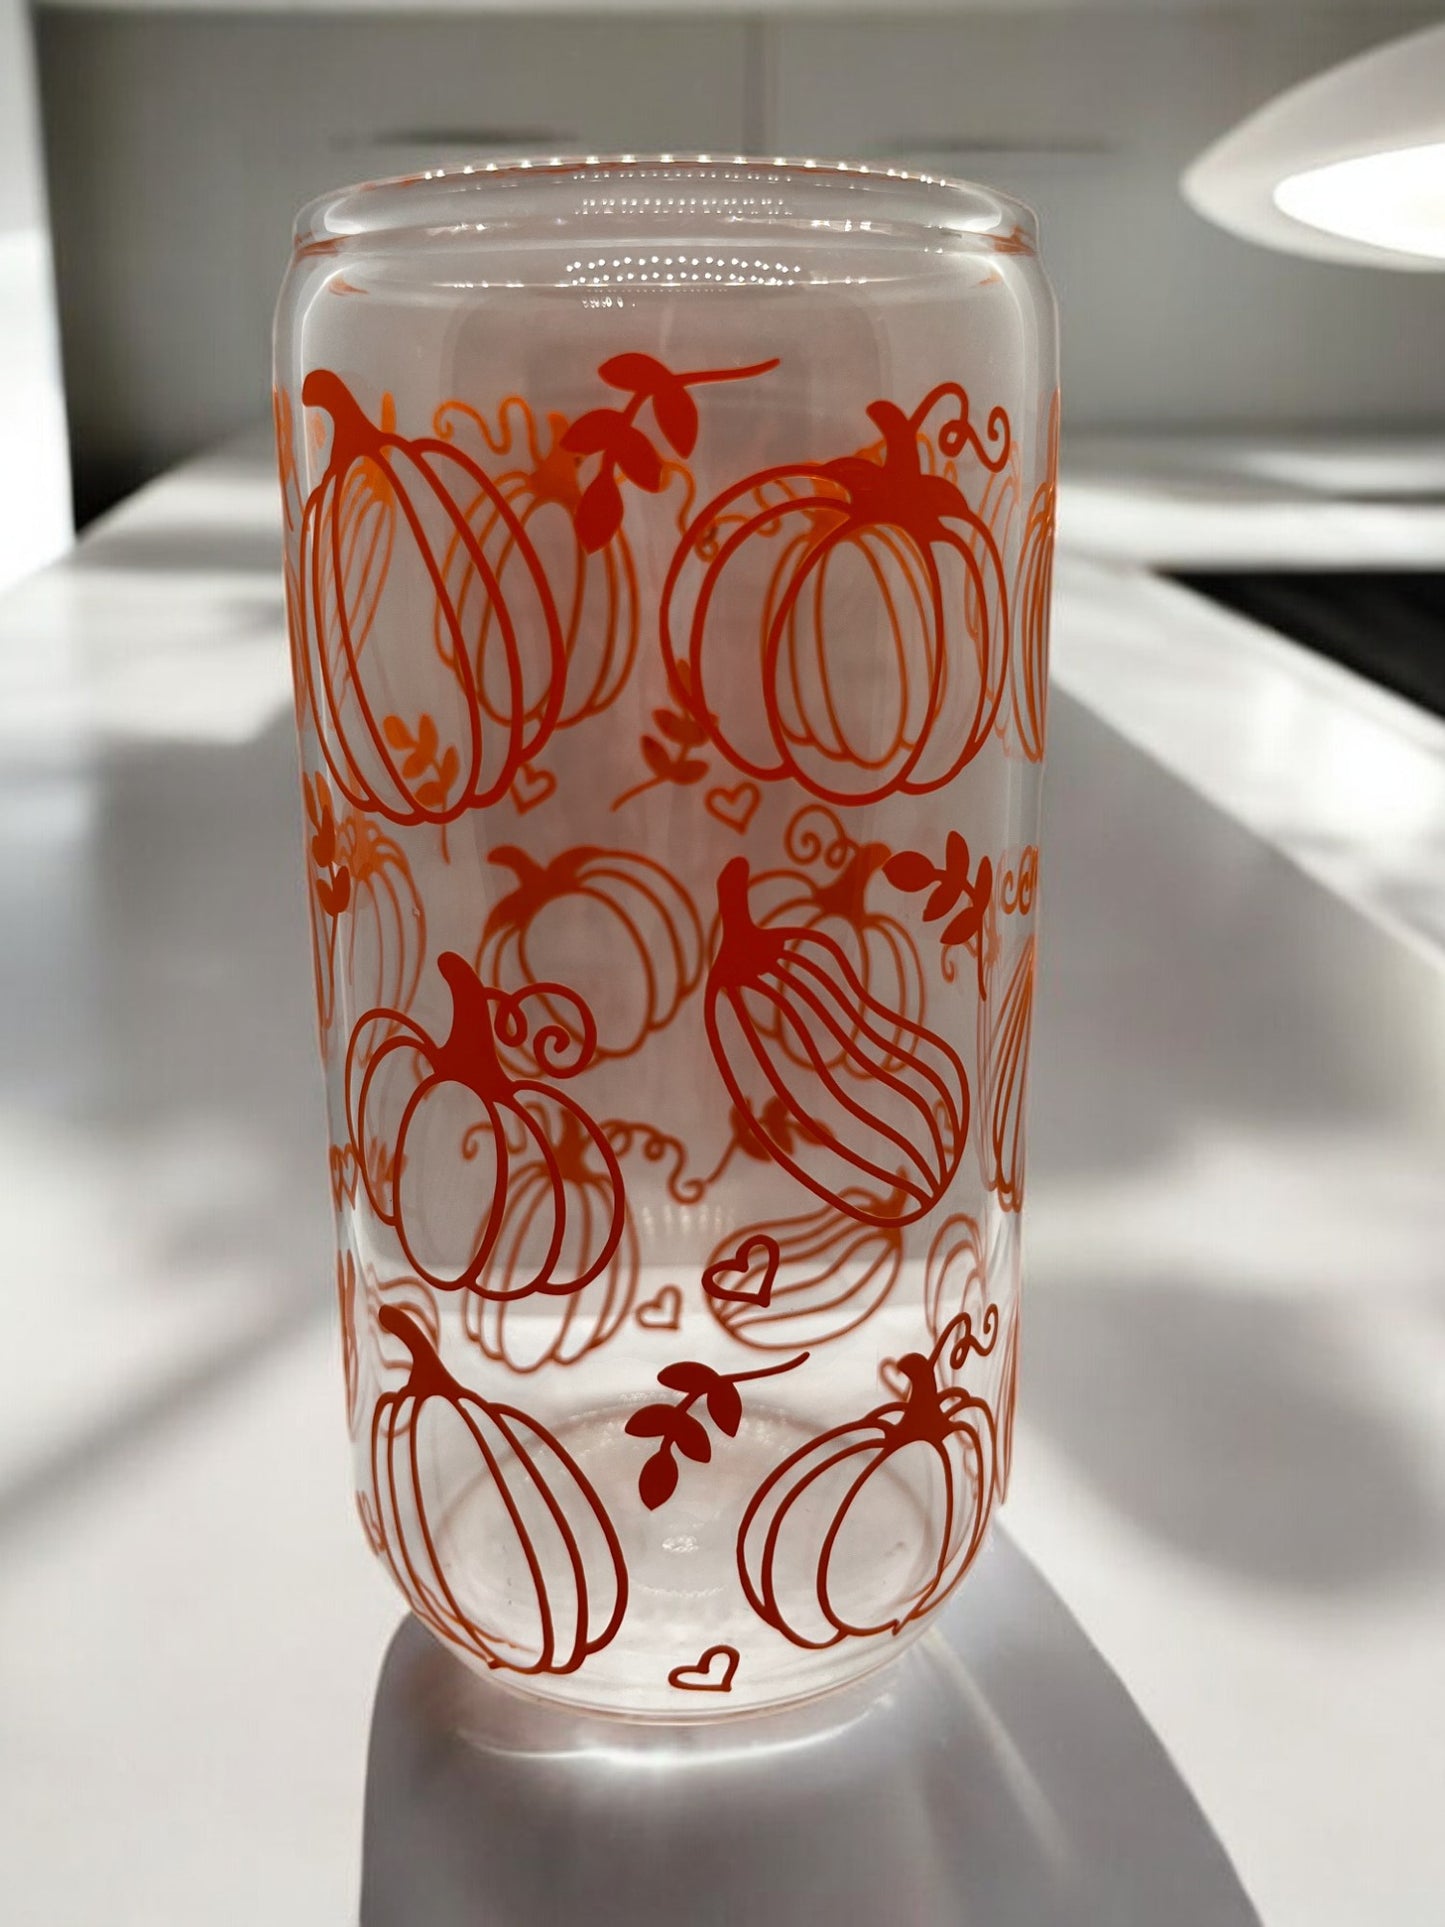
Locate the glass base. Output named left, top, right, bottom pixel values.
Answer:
left=411, top=1387, right=966, bottom=1719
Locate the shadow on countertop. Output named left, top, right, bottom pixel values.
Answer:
left=360, top=1532, right=1260, bottom=1927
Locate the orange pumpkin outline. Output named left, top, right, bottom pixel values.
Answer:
left=661, top=384, right=1013, bottom=805
left=294, top=370, right=567, bottom=826
left=369, top=1307, right=628, bottom=1676
left=1010, top=391, right=1059, bottom=765
left=737, top=1310, right=999, bottom=1649
left=303, top=771, right=425, bottom=1038
left=345, top=954, right=625, bottom=1298
left=477, top=844, right=703, bottom=1065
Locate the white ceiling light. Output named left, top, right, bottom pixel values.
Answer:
left=1183, top=23, right=1445, bottom=271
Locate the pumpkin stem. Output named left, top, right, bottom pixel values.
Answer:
left=377, top=1305, right=456, bottom=1399
left=488, top=844, right=543, bottom=879
left=813, top=840, right=891, bottom=923
left=301, top=369, right=379, bottom=469
left=435, top=951, right=511, bottom=1098
left=888, top=1350, right=954, bottom=1445
left=715, top=856, right=752, bottom=924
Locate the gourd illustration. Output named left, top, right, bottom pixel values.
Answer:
left=295, top=370, right=566, bottom=824
left=461, top=1106, right=640, bottom=1373
left=704, top=856, right=969, bottom=1227
left=661, top=384, right=1012, bottom=804
left=743, top=806, right=925, bottom=1071
left=702, top=1194, right=904, bottom=1351
left=737, top=1313, right=998, bottom=1648
left=369, top=1307, right=628, bottom=1675
left=345, top=953, right=625, bottom=1296
left=477, top=845, right=703, bottom=1064
left=304, top=772, right=424, bottom=1037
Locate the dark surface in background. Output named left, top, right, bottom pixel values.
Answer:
left=1173, top=570, right=1445, bottom=719
left=34, top=5, right=1445, bottom=529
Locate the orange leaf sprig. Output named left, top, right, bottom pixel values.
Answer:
left=611, top=667, right=713, bottom=811
left=626, top=1352, right=808, bottom=1510
left=380, top=712, right=462, bottom=856
left=304, top=773, right=352, bottom=918
left=565, top=352, right=779, bottom=553
left=884, top=833, right=994, bottom=998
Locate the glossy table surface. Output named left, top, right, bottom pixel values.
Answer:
left=0, top=431, right=1442, bottom=1924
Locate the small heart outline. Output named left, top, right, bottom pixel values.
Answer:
left=511, top=762, right=557, bottom=815
left=635, top=1284, right=683, bottom=1332
left=705, top=781, right=761, bottom=835
left=702, top=1234, right=781, bottom=1308
left=668, top=1644, right=739, bottom=1693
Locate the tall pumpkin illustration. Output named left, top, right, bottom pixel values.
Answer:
left=661, top=384, right=1011, bottom=804
left=345, top=953, right=625, bottom=1297
left=433, top=398, right=643, bottom=732
left=369, top=1307, right=628, bottom=1675
left=477, top=844, right=703, bottom=1064
left=705, top=856, right=968, bottom=1227
left=737, top=1312, right=998, bottom=1648
left=295, top=370, right=566, bottom=825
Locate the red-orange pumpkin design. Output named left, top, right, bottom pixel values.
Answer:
left=369, top=1307, right=628, bottom=1675
left=737, top=1312, right=999, bottom=1648
left=296, top=370, right=565, bottom=824
left=461, top=1108, right=639, bottom=1373
left=432, top=397, right=649, bottom=731
left=705, top=856, right=968, bottom=1226
left=304, top=772, right=424, bottom=1037
left=703, top=1192, right=904, bottom=1351
left=742, top=806, right=925, bottom=1071
left=1011, top=393, right=1058, bottom=764
left=345, top=953, right=625, bottom=1296
left=923, top=1212, right=1019, bottom=1492
left=923, top=1212, right=985, bottom=1359
left=341, top=1261, right=443, bottom=1434
left=477, top=845, right=702, bottom=1064
left=662, top=385, right=1011, bottom=804
left=979, top=933, right=1034, bottom=1213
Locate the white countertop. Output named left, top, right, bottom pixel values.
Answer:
left=0, top=428, right=1441, bottom=1924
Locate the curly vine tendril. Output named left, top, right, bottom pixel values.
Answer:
left=930, top=1303, right=1000, bottom=1374
left=482, top=983, right=598, bottom=1077
left=908, top=383, right=1012, bottom=474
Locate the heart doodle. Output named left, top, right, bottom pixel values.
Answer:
left=667, top=1644, right=739, bottom=1693
left=329, top=1142, right=359, bottom=1208
left=878, top=1355, right=911, bottom=1401
left=511, top=762, right=558, bottom=815
left=705, top=781, right=761, bottom=835
left=702, top=1234, right=780, bottom=1308
left=316, top=869, right=352, bottom=918
left=635, top=1285, right=683, bottom=1332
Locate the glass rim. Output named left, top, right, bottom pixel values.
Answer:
left=291, top=153, right=1040, bottom=261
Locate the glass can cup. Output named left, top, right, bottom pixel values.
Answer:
left=273, top=156, right=1058, bottom=1717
